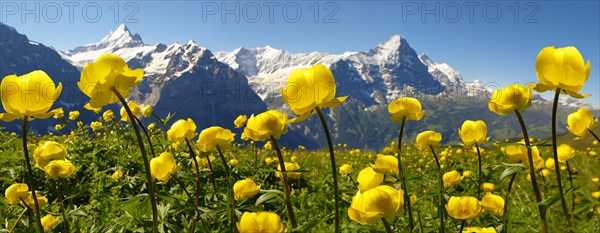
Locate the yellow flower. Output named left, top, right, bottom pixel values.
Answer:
left=463, top=226, right=497, bottom=233
left=167, top=118, right=197, bottom=143
left=150, top=152, right=179, bottom=184
left=0, top=70, right=63, bottom=122
left=194, top=155, right=216, bottom=170
left=505, top=145, right=544, bottom=170
left=44, top=159, right=76, bottom=179
left=54, top=124, right=63, bottom=131
left=234, top=114, right=248, bottom=128
left=372, top=155, right=398, bottom=173
left=443, top=170, right=462, bottom=188
left=142, top=105, right=153, bottom=118
left=348, top=185, right=404, bottom=225
left=357, top=167, right=384, bottom=192
left=545, top=158, right=555, bottom=169
left=592, top=177, right=599, bottom=183
left=567, top=107, right=598, bottom=137
left=446, top=196, right=482, bottom=220
left=339, top=163, right=353, bottom=176
left=233, top=178, right=261, bottom=201
left=281, top=64, right=347, bottom=122
left=196, top=126, right=236, bottom=152
left=78, top=53, right=143, bottom=109
left=120, top=101, right=141, bottom=122
left=112, top=170, right=124, bottom=180
left=540, top=169, right=552, bottom=177
left=481, top=193, right=504, bottom=215
left=415, top=130, right=442, bottom=150
left=410, top=194, right=417, bottom=205
left=488, top=84, right=532, bottom=115
left=33, top=141, right=67, bottom=168
left=68, top=111, right=80, bottom=120
left=557, top=144, right=576, bottom=162
left=41, top=214, right=59, bottom=232
left=592, top=191, right=600, bottom=199
left=275, top=162, right=302, bottom=179
left=90, top=121, right=103, bottom=131
left=244, top=110, right=288, bottom=141
left=462, top=170, right=473, bottom=178
left=102, top=110, right=115, bottom=122
left=53, top=108, right=64, bottom=119
left=148, top=123, right=156, bottom=131
left=482, top=182, right=496, bottom=193
left=5, top=183, right=29, bottom=204
left=230, top=159, right=239, bottom=166
left=264, top=157, right=274, bottom=165
left=388, top=97, right=425, bottom=122
left=533, top=46, right=591, bottom=98
left=458, top=120, right=489, bottom=147
left=236, top=211, right=286, bottom=233
left=22, top=191, right=48, bottom=210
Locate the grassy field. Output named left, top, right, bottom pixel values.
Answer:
left=1, top=116, right=599, bottom=233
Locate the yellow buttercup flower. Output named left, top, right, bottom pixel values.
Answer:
left=44, top=159, right=76, bottom=179
left=120, top=101, right=141, bottom=122
left=339, top=163, right=353, bottom=176
left=142, top=105, right=153, bottom=118
left=54, top=124, right=63, bottom=131
left=505, top=145, right=544, bottom=170
left=443, top=170, right=462, bottom=188
left=459, top=120, right=489, bottom=147
left=275, top=162, right=302, bottom=179
left=150, top=152, right=179, bottom=184
left=78, top=53, right=143, bottom=109
left=372, top=155, right=398, bottom=173
left=388, top=97, right=425, bottom=122
left=196, top=126, right=236, bottom=152
left=233, top=178, right=261, bottom=201
left=446, top=196, right=482, bottom=220
left=68, top=111, right=80, bottom=120
left=348, top=185, right=404, bottom=225
left=281, top=64, right=347, bottom=122
left=566, top=107, right=598, bottom=137
left=533, top=46, right=591, bottom=98
left=22, top=191, right=48, bottom=210
left=463, top=226, right=497, bottom=233
left=234, top=114, right=248, bottom=128
left=230, top=159, right=239, bottom=166
left=41, top=214, right=59, bottom=232
left=112, top=170, right=124, bottom=180
left=236, top=211, right=286, bottom=233
left=0, top=70, right=63, bottom=122
left=415, top=130, right=442, bottom=150
left=90, top=121, right=103, bottom=131
left=557, top=144, right=575, bottom=162
left=102, top=110, right=115, bottom=122
left=357, top=167, right=384, bottom=192
left=481, top=193, right=504, bottom=215
left=482, top=182, right=496, bottom=193
left=33, top=141, right=67, bottom=168
left=488, top=84, right=532, bottom=115
left=5, top=183, right=29, bottom=204
left=244, top=110, right=288, bottom=141
left=53, top=108, right=64, bottom=119
left=545, top=158, right=555, bottom=169
left=462, top=170, right=473, bottom=178
left=194, top=155, right=216, bottom=170
left=167, top=118, right=197, bottom=143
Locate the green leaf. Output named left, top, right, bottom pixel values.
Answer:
left=538, top=195, right=560, bottom=208
left=499, top=164, right=526, bottom=181
left=255, top=192, right=281, bottom=206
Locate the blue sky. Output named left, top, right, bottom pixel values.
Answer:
left=3, top=1, right=599, bottom=105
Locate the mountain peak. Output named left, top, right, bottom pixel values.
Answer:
left=377, top=35, right=403, bottom=50
left=419, top=53, right=435, bottom=66
left=100, top=24, right=143, bottom=45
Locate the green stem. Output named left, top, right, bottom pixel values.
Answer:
left=21, top=116, right=44, bottom=233
left=112, top=89, right=158, bottom=233
left=502, top=173, right=517, bottom=233
left=172, top=175, right=203, bottom=217
left=396, top=116, right=414, bottom=231
left=185, top=139, right=202, bottom=210
left=514, top=110, right=547, bottom=233
left=8, top=207, right=27, bottom=233
left=57, top=180, right=69, bottom=233
left=475, top=143, right=483, bottom=199
left=315, top=107, right=340, bottom=233
left=459, top=220, right=466, bottom=233
left=271, top=137, right=298, bottom=228
left=566, top=161, right=574, bottom=213
left=204, top=152, right=218, bottom=195
left=216, top=146, right=235, bottom=233
left=589, top=130, right=600, bottom=143
left=550, top=88, right=572, bottom=227
left=381, top=218, right=393, bottom=233
left=429, top=145, right=445, bottom=233
left=134, top=116, right=156, bottom=158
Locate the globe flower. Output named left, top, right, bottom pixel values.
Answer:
left=482, top=182, right=496, bottom=193
left=33, top=141, right=67, bottom=168
left=533, top=46, right=591, bottom=98
left=234, top=114, right=248, bottom=128
left=68, top=111, right=80, bottom=120
left=44, top=159, right=76, bottom=179
left=458, top=120, right=489, bottom=147
left=112, top=170, right=124, bottom=180
left=22, top=191, right=48, bottom=210
left=236, top=212, right=286, bottom=233
left=90, top=121, right=103, bottom=131
left=53, top=108, right=64, bottom=119
left=357, top=167, right=384, bottom=192
left=0, top=70, right=63, bottom=122
left=120, top=102, right=141, bottom=122
left=488, top=84, right=532, bottom=115
left=415, top=130, right=442, bottom=150
left=5, top=183, right=29, bottom=204
left=78, top=53, right=143, bottom=109
left=244, top=110, right=288, bottom=141
left=339, top=163, right=353, bottom=176
left=150, top=152, right=179, bottom=184
left=275, top=162, right=302, bottom=179
left=41, top=214, right=59, bottom=232
left=372, top=155, right=398, bottom=173
left=505, top=145, right=544, bottom=170
left=443, top=170, right=463, bottom=188
left=481, top=193, right=504, bottom=215
left=446, top=196, right=482, bottom=220
left=557, top=144, right=575, bottom=162
left=388, top=97, right=425, bottom=122
left=348, top=185, right=404, bottom=225
left=230, top=159, right=239, bottom=166
left=462, top=170, right=473, bottom=178
left=142, top=105, right=153, bottom=118
left=102, top=110, right=115, bottom=121
left=545, top=158, right=555, bottom=169
left=54, top=124, right=63, bottom=131
left=167, top=118, right=197, bottom=143
left=463, top=226, right=497, bottom=233
left=566, top=107, right=598, bottom=137
left=196, top=126, right=236, bottom=152
left=281, top=64, right=347, bottom=122
left=194, top=155, right=216, bottom=170
left=233, top=178, right=261, bottom=201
